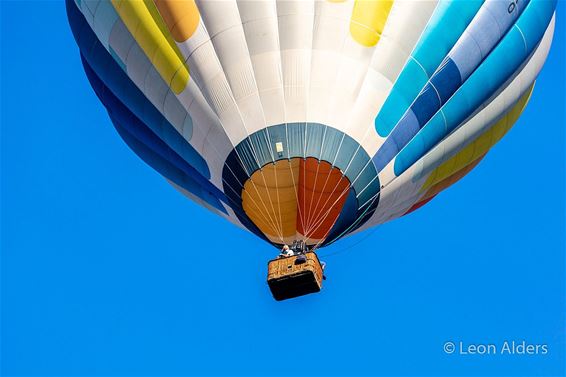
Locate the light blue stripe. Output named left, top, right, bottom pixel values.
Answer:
left=91, top=0, right=119, bottom=48
left=450, top=0, right=529, bottom=80
left=377, top=0, right=528, bottom=156
left=394, top=0, right=556, bottom=176
left=375, top=0, right=484, bottom=137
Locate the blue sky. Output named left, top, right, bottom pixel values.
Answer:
left=1, top=2, right=564, bottom=376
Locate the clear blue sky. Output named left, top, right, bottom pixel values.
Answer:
left=1, top=2, right=564, bottom=376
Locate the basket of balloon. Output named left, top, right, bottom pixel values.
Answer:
left=267, top=252, right=323, bottom=301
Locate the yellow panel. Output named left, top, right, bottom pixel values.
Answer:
left=350, top=0, right=394, bottom=47
left=143, top=0, right=188, bottom=64
left=111, top=0, right=189, bottom=94
left=421, top=156, right=484, bottom=202
left=422, top=85, right=534, bottom=191
left=153, top=0, right=200, bottom=42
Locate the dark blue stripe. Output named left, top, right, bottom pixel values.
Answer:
left=82, top=55, right=228, bottom=215
left=411, top=84, right=441, bottom=126
left=430, top=58, right=462, bottom=104
left=66, top=0, right=210, bottom=180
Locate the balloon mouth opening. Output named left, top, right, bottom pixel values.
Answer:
left=241, top=157, right=351, bottom=247
left=222, top=123, right=381, bottom=247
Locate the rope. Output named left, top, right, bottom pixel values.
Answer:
left=316, top=221, right=379, bottom=259
left=303, top=156, right=372, bottom=239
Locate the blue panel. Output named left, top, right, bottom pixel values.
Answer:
left=320, top=130, right=343, bottom=164
left=305, top=124, right=325, bottom=157
left=373, top=0, right=533, bottom=174
left=249, top=130, right=273, bottom=164
left=333, top=135, right=357, bottom=172
left=326, top=188, right=358, bottom=242
left=372, top=111, right=419, bottom=172
left=286, top=122, right=306, bottom=157
left=223, top=152, right=248, bottom=202
left=266, top=126, right=288, bottom=159
left=430, top=58, right=462, bottom=103
left=372, top=137, right=399, bottom=173
left=450, top=0, right=528, bottom=80
left=411, top=84, right=442, bottom=125
left=356, top=166, right=379, bottom=206
left=517, top=1, right=555, bottom=51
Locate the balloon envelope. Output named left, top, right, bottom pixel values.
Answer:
left=67, top=0, right=556, bottom=248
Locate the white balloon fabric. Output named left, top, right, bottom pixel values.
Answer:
left=67, top=0, right=556, bottom=248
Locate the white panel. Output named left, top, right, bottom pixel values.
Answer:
left=187, top=41, right=248, bottom=145
left=239, top=1, right=286, bottom=126
left=308, top=0, right=352, bottom=126
left=197, top=0, right=267, bottom=135
left=277, top=1, right=315, bottom=122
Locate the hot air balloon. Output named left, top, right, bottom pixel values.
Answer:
left=67, top=0, right=556, bottom=300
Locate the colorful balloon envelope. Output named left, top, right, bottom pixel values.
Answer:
left=67, top=0, right=556, bottom=248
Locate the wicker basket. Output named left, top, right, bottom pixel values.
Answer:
left=267, top=252, right=323, bottom=301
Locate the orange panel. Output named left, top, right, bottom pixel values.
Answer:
left=242, top=159, right=300, bottom=245
left=153, top=0, right=200, bottom=42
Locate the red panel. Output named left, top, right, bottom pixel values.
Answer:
left=297, top=158, right=350, bottom=241
left=404, top=195, right=436, bottom=215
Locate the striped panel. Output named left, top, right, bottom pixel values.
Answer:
left=68, top=0, right=267, bottom=235
left=419, top=155, right=484, bottom=204
left=83, top=0, right=235, bottom=189
left=345, top=0, right=438, bottom=151
left=79, top=0, right=194, bottom=143
left=111, top=0, right=189, bottom=93
left=394, top=0, right=556, bottom=176
left=82, top=56, right=226, bottom=215
left=375, top=0, right=484, bottom=137
left=67, top=1, right=210, bottom=179
left=421, top=84, right=533, bottom=191
left=373, top=0, right=529, bottom=172
left=354, top=16, right=554, bottom=236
